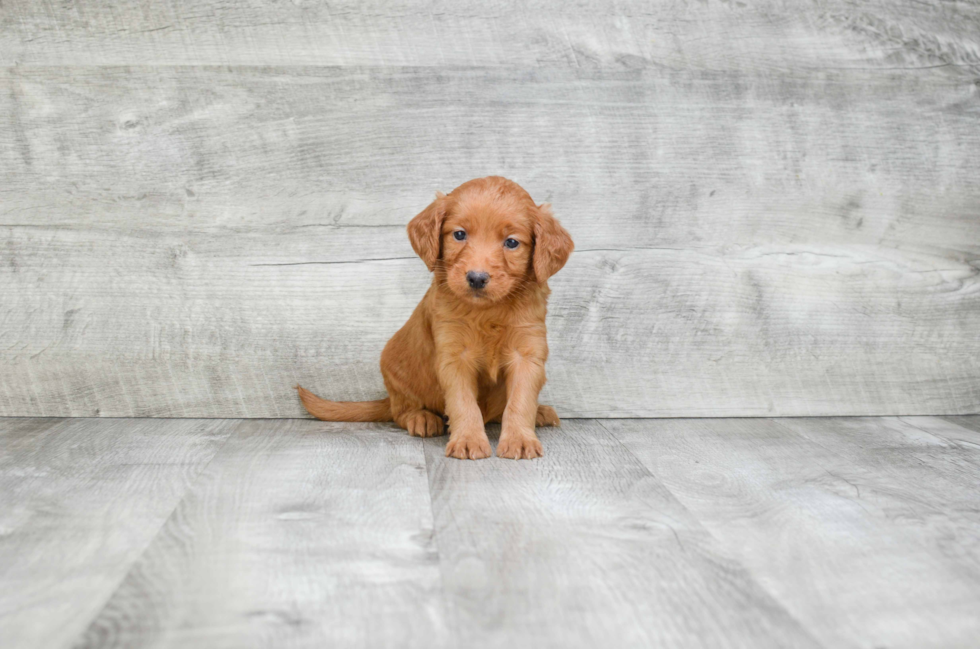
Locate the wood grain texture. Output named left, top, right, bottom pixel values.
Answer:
left=943, top=415, right=980, bottom=439
left=2, top=61, right=979, bottom=417
left=0, top=417, right=234, bottom=649
left=423, top=420, right=820, bottom=648
left=3, top=0, right=979, bottom=70
left=604, top=417, right=980, bottom=649
left=74, top=419, right=449, bottom=649
left=3, top=416, right=980, bottom=647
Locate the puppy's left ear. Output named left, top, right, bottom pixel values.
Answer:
left=532, top=203, right=574, bottom=283
left=407, top=191, right=447, bottom=272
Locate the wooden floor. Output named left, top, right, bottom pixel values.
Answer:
left=2, top=416, right=979, bottom=648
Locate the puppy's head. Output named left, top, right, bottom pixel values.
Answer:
left=408, top=176, right=573, bottom=305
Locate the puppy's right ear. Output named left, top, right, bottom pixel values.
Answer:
left=407, top=191, right=447, bottom=272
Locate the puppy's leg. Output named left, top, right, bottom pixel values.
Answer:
left=440, top=360, right=492, bottom=460
left=497, top=356, right=546, bottom=459
left=381, top=334, right=446, bottom=437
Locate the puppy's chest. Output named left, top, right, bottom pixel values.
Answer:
left=444, top=320, right=511, bottom=383
left=475, top=322, right=508, bottom=383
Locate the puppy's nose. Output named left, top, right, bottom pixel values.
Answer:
left=466, top=271, right=490, bottom=290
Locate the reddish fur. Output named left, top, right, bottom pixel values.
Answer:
left=296, top=176, right=573, bottom=460
left=295, top=387, right=391, bottom=422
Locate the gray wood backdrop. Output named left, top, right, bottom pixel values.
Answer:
left=2, top=1, right=979, bottom=418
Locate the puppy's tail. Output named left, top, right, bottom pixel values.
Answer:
left=295, top=385, right=393, bottom=422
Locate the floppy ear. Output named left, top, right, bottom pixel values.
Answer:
left=407, top=191, right=447, bottom=272
left=532, top=203, right=574, bottom=283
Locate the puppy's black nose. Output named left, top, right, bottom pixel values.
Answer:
left=466, top=271, right=490, bottom=290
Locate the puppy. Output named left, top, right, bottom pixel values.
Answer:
left=296, top=176, right=573, bottom=459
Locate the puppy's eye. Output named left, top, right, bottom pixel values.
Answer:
left=453, top=230, right=467, bottom=241
left=504, top=238, right=520, bottom=249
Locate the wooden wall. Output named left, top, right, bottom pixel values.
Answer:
left=2, top=1, right=979, bottom=418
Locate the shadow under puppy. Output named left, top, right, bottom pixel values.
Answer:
left=297, top=176, right=574, bottom=459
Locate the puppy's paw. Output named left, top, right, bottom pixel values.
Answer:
left=496, top=433, right=543, bottom=460
left=403, top=409, right=446, bottom=437
left=535, top=405, right=561, bottom=427
left=445, top=434, right=492, bottom=460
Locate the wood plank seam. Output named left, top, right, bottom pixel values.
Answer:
left=62, top=421, right=239, bottom=649
left=591, top=418, right=830, bottom=643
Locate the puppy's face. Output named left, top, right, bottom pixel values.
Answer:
left=408, top=177, right=573, bottom=306
left=440, top=195, right=534, bottom=304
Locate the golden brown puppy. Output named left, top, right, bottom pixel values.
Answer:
left=296, top=176, right=573, bottom=459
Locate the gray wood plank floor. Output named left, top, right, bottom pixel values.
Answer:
left=1, top=416, right=978, bottom=648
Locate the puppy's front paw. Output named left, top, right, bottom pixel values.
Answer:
left=445, top=433, right=492, bottom=460
left=496, top=433, right=543, bottom=460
